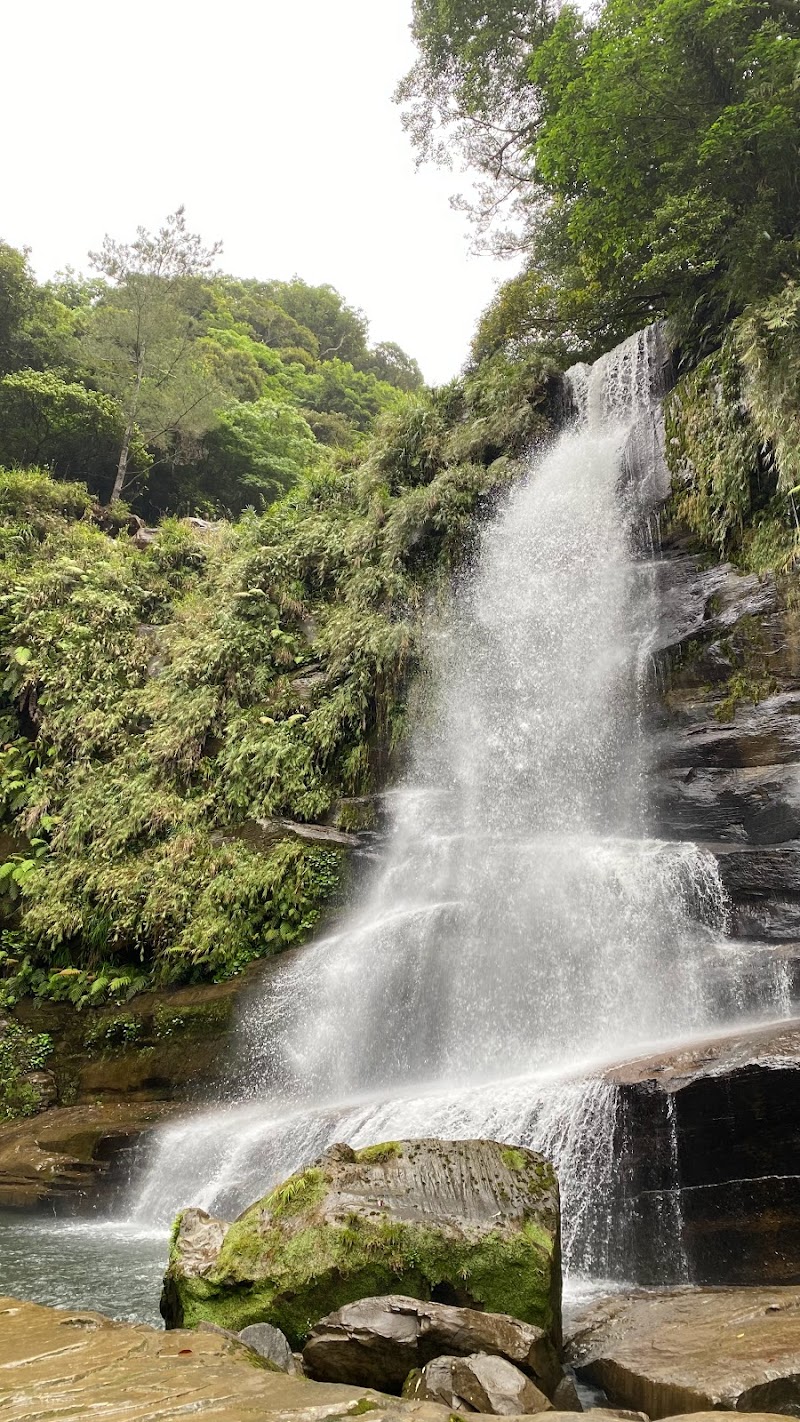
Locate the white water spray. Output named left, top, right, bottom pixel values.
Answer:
left=130, top=328, right=749, bottom=1274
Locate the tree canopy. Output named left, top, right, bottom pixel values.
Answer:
left=0, top=217, right=425, bottom=516
left=401, top=0, right=800, bottom=358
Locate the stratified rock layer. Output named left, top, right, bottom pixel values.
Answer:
left=567, top=1286, right=800, bottom=1419
left=0, top=1100, right=183, bottom=1208
left=303, top=1294, right=562, bottom=1394
left=603, top=1019, right=800, bottom=1284
left=162, top=1139, right=561, bottom=1347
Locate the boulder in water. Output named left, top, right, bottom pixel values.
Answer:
left=404, top=1351, right=554, bottom=1414
left=567, top=1285, right=800, bottom=1418
left=161, top=1138, right=561, bottom=1348
left=302, top=1294, right=561, bottom=1394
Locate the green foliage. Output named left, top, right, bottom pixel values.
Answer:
left=736, top=282, right=800, bottom=494
left=404, top=0, right=800, bottom=359
left=0, top=1019, right=53, bottom=1119
left=201, top=397, right=320, bottom=512
left=0, top=467, right=93, bottom=534
left=665, top=285, right=800, bottom=570
left=665, top=337, right=761, bottom=554
left=0, top=370, right=150, bottom=497
left=0, top=346, right=554, bottom=995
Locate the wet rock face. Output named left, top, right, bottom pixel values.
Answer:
left=405, top=1351, right=553, bottom=1415
left=603, top=1020, right=800, bottom=1286
left=647, top=548, right=800, bottom=941
left=162, top=1139, right=561, bottom=1348
left=0, top=1100, right=183, bottom=1209
left=303, top=1295, right=561, bottom=1395
left=567, top=1285, right=800, bottom=1420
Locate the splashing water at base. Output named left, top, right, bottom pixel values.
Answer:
left=127, top=326, right=752, bottom=1279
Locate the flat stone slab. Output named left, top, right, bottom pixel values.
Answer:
left=603, top=1017, right=800, bottom=1088
left=0, top=1296, right=450, bottom=1422
left=567, top=1286, right=800, bottom=1418
left=0, top=1102, right=184, bottom=1208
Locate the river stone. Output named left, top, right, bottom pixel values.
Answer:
left=303, top=1294, right=561, bottom=1395
left=405, top=1352, right=554, bottom=1414
left=238, top=1321, right=297, bottom=1373
left=551, top=1373, right=583, bottom=1410
left=567, top=1285, right=800, bottom=1418
left=162, top=1138, right=561, bottom=1348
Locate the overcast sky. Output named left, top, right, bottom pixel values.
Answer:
left=3, top=0, right=514, bottom=385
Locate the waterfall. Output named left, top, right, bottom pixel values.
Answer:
left=129, top=327, right=734, bottom=1276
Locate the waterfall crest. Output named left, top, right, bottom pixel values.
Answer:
left=130, top=328, right=737, bottom=1271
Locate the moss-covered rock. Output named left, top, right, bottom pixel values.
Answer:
left=161, top=1137, right=561, bottom=1348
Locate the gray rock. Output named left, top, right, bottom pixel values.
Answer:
left=567, top=1286, right=800, bottom=1418
left=163, top=1139, right=561, bottom=1345
left=238, top=1321, right=297, bottom=1373
left=407, top=1351, right=554, bottom=1414
left=303, top=1294, right=561, bottom=1395
left=552, top=1373, right=584, bottom=1411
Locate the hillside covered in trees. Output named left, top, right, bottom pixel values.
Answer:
left=0, top=0, right=798, bottom=1026
left=0, top=214, right=423, bottom=519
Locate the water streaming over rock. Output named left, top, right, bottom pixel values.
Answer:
left=129, top=327, right=749, bottom=1276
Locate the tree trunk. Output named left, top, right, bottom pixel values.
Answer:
left=110, top=354, right=145, bottom=504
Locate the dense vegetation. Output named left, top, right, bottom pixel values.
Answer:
left=0, top=350, right=554, bottom=1006
left=0, top=215, right=423, bottom=520
left=1, top=0, right=798, bottom=1017
left=401, top=0, right=800, bottom=560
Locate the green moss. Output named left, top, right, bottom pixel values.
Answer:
left=500, top=1146, right=528, bottom=1171
left=0, top=1020, right=53, bottom=1119
left=354, top=1142, right=402, bottom=1164
left=168, top=1204, right=558, bottom=1347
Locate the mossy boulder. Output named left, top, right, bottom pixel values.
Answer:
left=161, top=1137, right=561, bottom=1348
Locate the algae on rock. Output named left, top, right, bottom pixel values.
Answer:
left=161, top=1137, right=561, bottom=1348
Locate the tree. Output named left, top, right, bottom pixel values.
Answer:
left=262, top=279, right=370, bottom=366
left=201, top=396, right=319, bottom=512
left=397, top=0, right=554, bottom=245
left=86, top=208, right=223, bottom=502
left=402, top=0, right=800, bottom=355
left=0, top=369, right=149, bottom=497
left=0, top=244, right=78, bottom=376
left=364, top=341, right=425, bottom=391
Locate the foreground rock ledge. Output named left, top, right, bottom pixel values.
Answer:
left=162, top=1138, right=561, bottom=1346
left=0, top=1295, right=439, bottom=1422
left=1, top=1297, right=797, bottom=1422
left=567, top=1286, right=800, bottom=1419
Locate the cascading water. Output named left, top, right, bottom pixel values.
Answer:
left=129, top=327, right=757, bottom=1277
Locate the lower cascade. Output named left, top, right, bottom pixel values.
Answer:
left=129, top=326, right=791, bottom=1282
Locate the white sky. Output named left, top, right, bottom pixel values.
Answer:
left=2, top=0, right=515, bottom=385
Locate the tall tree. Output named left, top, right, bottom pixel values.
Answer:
left=87, top=208, right=222, bottom=502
